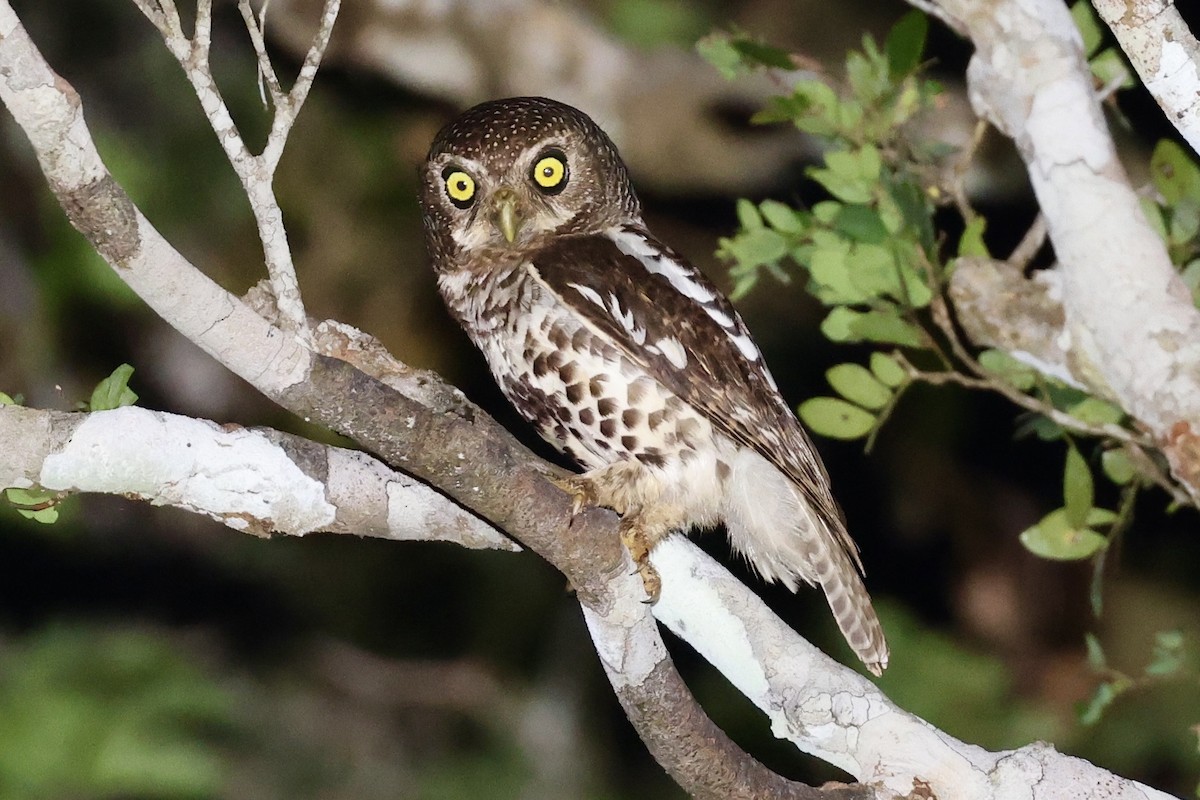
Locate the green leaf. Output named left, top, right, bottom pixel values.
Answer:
left=90, top=364, right=138, bottom=412
left=1070, top=1, right=1104, bottom=58
left=1019, top=509, right=1107, bottom=561
left=958, top=216, right=990, bottom=257
left=835, top=204, right=890, bottom=244
left=1089, top=48, right=1134, bottom=89
left=736, top=198, right=764, bottom=230
left=1101, top=448, right=1136, bottom=485
left=5, top=487, right=59, bottom=525
left=1067, top=396, right=1125, bottom=426
left=1079, top=680, right=1125, bottom=726
left=1141, top=197, right=1169, bottom=245
left=1146, top=630, right=1184, bottom=677
left=811, top=201, right=841, bottom=225
left=730, top=37, right=795, bottom=70
left=809, top=243, right=870, bottom=304
left=893, top=248, right=934, bottom=308
left=1063, top=444, right=1094, bottom=529
left=759, top=199, right=805, bottom=234
left=1169, top=198, right=1200, bottom=244
left=827, top=363, right=893, bottom=410
left=771, top=80, right=841, bottom=136
left=1150, top=139, right=1200, bottom=206
left=885, top=9, right=928, bottom=78
left=722, top=227, right=788, bottom=270
left=1016, top=414, right=1064, bottom=442
left=799, top=397, right=877, bottom=440
left=17, top=506, right=59, bottom=524
left=0, top=391, right=13, bottom=406
left=845, top=243, right=899, bottom=300
left=821, top=307, right=924, bottom=347
left=1084, top=632, right=1106, bottom=671
left=870, top=352, right=907, bottom=388
left=696, top=33, right=748, bottom=79
left=978, top=349, right=1036, bottom=391
left=810, top=147, right=881, bottom=204
left=887, top=178, right=936, bottom=254
left=5, top=487, right=54, bottom=506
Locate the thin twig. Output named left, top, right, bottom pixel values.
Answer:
left=193, top=0, right=212, bottom=69
left=131, top=0, right=313, bottom=339
left=897, top=348, right=1150, bottom=447
left=262, top=0, right=340, bottom=174
left=949, top=119, right=988, bottom=222
left=1007, top=213, right=1048, bottom=271
left=158, top=0, right=183, bottom=38
left=130, top=0, right=168, bottom=36
left=238, top=0, right=285, bottom=108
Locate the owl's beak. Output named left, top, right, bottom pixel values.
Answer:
left=491, top=187, right=523, bottom=243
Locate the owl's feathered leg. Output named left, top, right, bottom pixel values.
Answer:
left=549, top=464, right=682, bottom=602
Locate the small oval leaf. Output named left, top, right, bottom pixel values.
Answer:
left=759, top=199, right=804, bottom=233
left=870, top=352, right=907, bottom=388
left=826, top=363, right=892, bottom=410
left=799, top=397, right=877, bottom=440
left=1063, top=445, right=1094, bottom=529
left=1100, top=449, right=1135, bottom=485
left=1020, top=509, right=1107, bottom=561
left=977, top=349, right=1036, bottom=391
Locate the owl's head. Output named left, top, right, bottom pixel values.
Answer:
left=420, top=97, right=641, bottom=269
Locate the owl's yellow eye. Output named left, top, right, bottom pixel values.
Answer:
left=442, top=168, right=476, bottom=208
left=531, top=150, right=568, bottom=194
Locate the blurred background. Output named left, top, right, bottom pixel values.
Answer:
left=1, top=0, right=1199, bottom=797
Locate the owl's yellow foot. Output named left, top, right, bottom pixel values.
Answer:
left=620, top=519, right=662, bottom=603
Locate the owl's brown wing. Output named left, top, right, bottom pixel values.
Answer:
left=527, top=225, right=860, bottom=566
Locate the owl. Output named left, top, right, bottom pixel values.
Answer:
left=419, top=97, right=887, bottom=675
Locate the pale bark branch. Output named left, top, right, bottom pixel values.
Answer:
left=1091, top=0, right=1200, bottom=155
left=649, top=538, right=1173, bottom=800
left=0, top=404, right=514, bottom=549
left=926, top=0, right=1200, bottom=504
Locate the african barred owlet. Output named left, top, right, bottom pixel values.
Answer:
left=419, top=97, right=888, bottom=674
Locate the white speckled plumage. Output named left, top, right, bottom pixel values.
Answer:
left=420, top=97, right=887, bottom=674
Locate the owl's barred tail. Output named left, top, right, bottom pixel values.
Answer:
left=722, top=448, right=889, bottom=676
left=809, top=534, right=889, bottom=676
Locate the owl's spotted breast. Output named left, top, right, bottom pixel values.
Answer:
left=455, top=246, right=719, bottom=481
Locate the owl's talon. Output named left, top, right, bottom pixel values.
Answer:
left=620, top=521, right=662, bottom=603
left=546, top=474, right=597, bottom=520
left=638, top=564, right=662, bottom=603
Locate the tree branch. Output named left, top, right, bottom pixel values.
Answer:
left=0, top=404, right=514, bottom=549
left=924, top=0, right=1200, bottom=504
left=1091, top=0, right=1200, bottom=155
